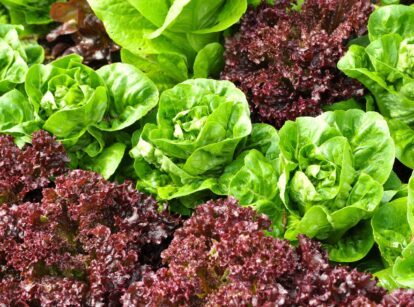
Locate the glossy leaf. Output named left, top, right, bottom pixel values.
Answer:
left=338, top=5, right=414, bottom=171
left=130, top=79, right=278, bottom=210
left=0, top=89, right=39, bottom=146
left=96, top=63, right=159, bottom=131
left=278, top=110, right=394, bottom=261
left=0, top=24, right=43, bottom=94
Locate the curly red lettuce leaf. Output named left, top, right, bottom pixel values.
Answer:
left=122, top=197, right=412, bottom=306
left=0, top=130, right=68, bottom=204
left=221, top=0, right=372, bottom=127
left=0, top=132, right=180, bottom=306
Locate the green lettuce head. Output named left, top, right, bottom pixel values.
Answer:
left=88, top=0, right=245, bottom=90
left=0, top=24, right=43, bottom=93
left=25, top=54, right=109, bottom=143
left=131, top=79, right=252, bottom=211
left=278, top=109, right=395, bottom=262
left=217, top=123, right=285, bottom=235
left=0, top=89, right=39, bottom=146
left=25, top=54, right=158, bottom=178
left=372, top=172, right=414, bottom=290
left=338, top=4, right=414, bottom=170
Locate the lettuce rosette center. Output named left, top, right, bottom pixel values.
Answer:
left=131, top=79, right=253, bottom=211
left=290, top=139, right=351, bottom=214
left=40, top=69, right=98, bottom=118
left=278, top=109, right=395, bottom=262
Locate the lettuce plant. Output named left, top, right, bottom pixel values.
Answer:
left=221, top=0, right=372, bottom=128
left=0, top=24, right=43, bottom=144
left=0, top=24, right=43, bottom=94
left=372, top=173, right=414, bottom=289
left=278, top=109, right=395, bottom=262
left=216, top=123, right=285, bottom=233
left=25, top=54, right=108, bottom=139
left=24, top=54, right=159, bottom=178
left=338, top=4, right=414, bottom=170
left=130, top=78, right=286, bottom=231
left=0, top=132, right=180, bottom=306
left=0, top=130, right=68, bottom=204
left=123, top=197, right=413, bottom=306
left=87, top=0, right=243, bottom=90
left=0, top=89, right=39, bottom=146
left=131, top=79, right=252, bottom=210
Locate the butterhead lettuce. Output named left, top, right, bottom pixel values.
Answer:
left=0, top=89, right=39, bottom=146
left=24, top=54, right=158, bottom=178
left=338, top=4, right=414, bottom=170
left=278, top=109, right=395, bottom=262
left=0, top=24, right=43, bottom=94
left=131, top=79, right=254, bottom=211
left=87, top=0, right=245, bottom=90
left=372, top=172, right=414, bottom=289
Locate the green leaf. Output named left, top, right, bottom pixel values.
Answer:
left=42, top=87, right=108, bottom=139
left=96, top=63, right=159, bottom=131
left=130, top=79, right=254, bottom=208
left=238, top=123, right=280, bottom=161
left=145, top=0, right=192, bottom=39
left=278, top=110, right=394, bottom=261
left=393, top=240, right=414, bottom=288
left=186, top=32, right=220, bottom=52
left=382, top=170, right=407, bottom=204
left=80, top=142, right=127, bottom=179
left=407, top=172, right=414, bottom=234
left=369, top=173, right=414, bottom=289
left=227, top=150, right=279, bottom=206
left=372, top=197, right=411, bottom=267
left=0, top=89, right=39, bottom=146
left=368, top=5, right=414, bottom=42
left=326, top=220, right=374, bottom=262
left=284, top=206, right=332, bottom=240
left=2, top=0, right=56, bottom=25
left=88, top=0, right=196, bottom=60
left=322, top=98, right=365, bottom=112
left=0, top=89, right=33, bottom=130
left=22, top=40, right=44, bottom=65
left=0, top=24, right=39, bottom=94
left=130, top=0, right=247, bottom=37
left=375, top=268, right=402, bottom=290
left=126, top=0, right=170, bottom=27
left=193, top=42, right=224, bottom=78
left=121, top=48, right=189, bottom=91
left=388, top=118, right=414, bottom=169
left=0, top=4, right=10, bottom=24
left=321, top=110, right=395, bottom=184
